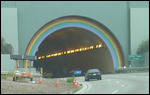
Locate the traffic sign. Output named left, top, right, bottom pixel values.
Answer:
left=10, top=55, right=23, bottom=60
left=128, top=55, right=144, bottom=61
left=23, top=55, right=37, bottom=60
left=10, top=55, right=37, bottom=60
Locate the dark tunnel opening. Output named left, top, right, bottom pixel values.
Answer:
left=34, top=27, right=114, bottom=78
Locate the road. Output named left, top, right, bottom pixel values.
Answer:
left=74, top=72, right=149, bottom=94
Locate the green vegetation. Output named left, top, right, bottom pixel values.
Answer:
left=1, top=88, right=5, bottom=94
left=8, top=72, right=14, bottom=76
left=1, top=72, right=15, bottom=79
left=16, top=77, right=25, bottom=81
left=79, top=83, right=83, bottom=87
left=137, top=39, right=149, bottom=54
left=1, top=37, right=14, bottom=54
left=67, top=90, right=71, bottom=94
left=66, top=77, right=75, bottom=83
left=73, top=87, right=80, bottom=93
left=1, top=75, right=8, bottom=79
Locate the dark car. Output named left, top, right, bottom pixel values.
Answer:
left=69, top=68, right=82, bottom=77
left=84, top=69, right=102, bottom=81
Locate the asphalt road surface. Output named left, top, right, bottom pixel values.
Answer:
left=75, top=72, right=149, bottom=94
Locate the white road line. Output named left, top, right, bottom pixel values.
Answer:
left=131, top=76, right=136, bottom=77
left=145, top=76, right=149, bottom=78
left=74, top=82, right=91, bottom=94
left=112, top=90, right=119, bottom=94
left=122, top=85, right=124, bottom=87
left=107, top=79, right=111, bottom=81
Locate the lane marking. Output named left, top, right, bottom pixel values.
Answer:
left=131, top=76, right=136, bottom=77
left=74, top=82, right=91, bottom=94
left=116, top=81, right=119, bottom=83
left=145, top=76, right=149, bottom=78
left=107, top=79, right=111, bottom=81
left=112, top=90, right=119, bottom=94
left=80, top=82, right=91, bottom=94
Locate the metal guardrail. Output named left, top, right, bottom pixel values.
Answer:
left=114, top=67, right=149, bottom=73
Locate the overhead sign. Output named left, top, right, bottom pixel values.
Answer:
left=10, top=55, right=23, bottom=60
left=10, top=55, right=37, bottom=60
left=23, top=55, right=37, bottom=60
left=128, top=55, right=144, bottom=61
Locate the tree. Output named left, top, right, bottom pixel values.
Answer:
left=137, top=39, right=149, bottom=54
left=1, top=37, right=14, bottom=54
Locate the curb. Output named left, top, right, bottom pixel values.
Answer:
left=60, top=82, right=90, bottom=94
left=73, top=82, right=91, bottom=94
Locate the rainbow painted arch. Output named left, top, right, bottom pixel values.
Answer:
left=24, top=16, right=124, bottom=68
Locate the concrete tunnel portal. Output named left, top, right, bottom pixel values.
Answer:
left=33, top=27, right=114, bottom=78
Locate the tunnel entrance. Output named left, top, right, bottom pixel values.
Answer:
left=34, top=27, right=114, bottom=78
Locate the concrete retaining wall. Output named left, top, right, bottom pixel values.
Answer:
left=143, top=51, right=149, bottom=67
left=1, top=54, right=16, bottom=72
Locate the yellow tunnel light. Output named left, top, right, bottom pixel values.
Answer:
left=46, top=55, right=51, bottom=58
left=80, top=48, right=82, bottom=51
left=57, top=53, right=62, bottom=56
left=90, top=46, right=94, bottom=49
left=99, top=44, right=102, bottom=48
left=82, top=48, right=85, bottom=51
left=67, top=50, right=71, bottom=54
left=84, top=47, right=89, bottom=50
left=86, top=47, right=89, bottom=50
left=54, top=53, right=58, bottom=56
left=80, top=48, right=85, bottom=51
left=71, top=50, right=74, bottom=53
left=75, top=49, right=79, bottom=52
left=51, top=54, right=54, bottom=57
left=64, top=51, right=66, bottom=54
left=41, top=56, right=44, bottom=58
left=96, top=45, right=99, bottom=48
left=42, top=44, right=103, bottom=59
left=38, top=57, right=41, bottom=59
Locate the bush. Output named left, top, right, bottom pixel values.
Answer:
left=1, top=37, right=14, bottom=54
left=1, top=75, right=8, bottom=79
left=137, top=39, right=149, bottom=54
left=8, top=72, right=14, bottom=77
left=66, top=77, right=75, bottom=83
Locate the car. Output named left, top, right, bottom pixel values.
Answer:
left=43, top=71, right=53, bottom=78
left=84, top=69, right=102, bottom=81
left=69, top=68, right=82, bottom=77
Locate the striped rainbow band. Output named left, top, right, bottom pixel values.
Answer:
left=24, top=16, right=124, bottom=68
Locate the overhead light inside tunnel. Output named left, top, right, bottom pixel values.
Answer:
left=96, top=44, right=102, bottom=48
left=46, top=55, right=51, bottom=58
left=38, top=44, right=102, bottom=59
left=90, top=46, right=94, bottom=49
left=38, top=56, right=41, bottom=59
left=67, top=50, right=71, bottom=54
left=57, top=52, right=62, bottom=56
left=71, top=50, right=74, bottom=53
left=75, top=49, right=79, bottom=52
left=64, top=51, right=67, bottom=54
